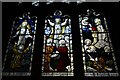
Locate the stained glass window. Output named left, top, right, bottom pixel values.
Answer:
left=79, top=9, right=119, bottom=77
left=42, top=10, right=73, bottom=76
left=2, top=12, right=37, bottom=76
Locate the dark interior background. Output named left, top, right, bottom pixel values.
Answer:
left=2, top=2, right=120, bottom=80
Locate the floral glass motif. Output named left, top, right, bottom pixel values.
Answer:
left=79, top=9, right=119, bottom=77
left=2, top=12, right=37, bottom=76
left=42, top=10, right=73, bottom=76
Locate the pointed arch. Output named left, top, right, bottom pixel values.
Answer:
left=79, top=9, right=119, bottom=77
left=2, top=12, right=37, bottom=76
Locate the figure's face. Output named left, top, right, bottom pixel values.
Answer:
left=84, top=39, right=92, bottom=46
left=104, top=46, right=110, bottom=52
left=94, top=18, right=101, bottom=25
left=47, top=38, right=52, bottom=46
left=17, top=44, right=24, bottom=53
left=59, top=40, right=66, bottom=46
left=55, top=18, right=61, bottom=23
left=18, top=45, right=24, bottom=50
left=22, top=21, right=28, bottom=27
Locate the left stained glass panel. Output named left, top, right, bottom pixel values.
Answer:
left=2, top=12, right=37, bottom=76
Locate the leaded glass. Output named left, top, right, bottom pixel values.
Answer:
left=2, top=12, right=37, bottom=76
left=42, top=10, right=74, bottom=76
left=79, top=9, right=119, bottom=77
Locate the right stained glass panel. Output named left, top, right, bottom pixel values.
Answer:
left=79, top=9, right=119, bottom=77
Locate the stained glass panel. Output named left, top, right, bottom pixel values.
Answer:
left=2, top=12, right=37, bottom=76
left=42, top=10, right=74, bottom=76
left=79, top=9, right=119, bottom=77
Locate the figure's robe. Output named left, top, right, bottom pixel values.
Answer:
left=50, top=46, right=70, bottom=71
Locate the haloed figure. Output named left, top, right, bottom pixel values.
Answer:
left=10, top=20, right=32, bottom=69
left=50, top=40, right=70, bottom=72
left=48, top=11, right=68, bottom=47
left=57, top=40, right=70, bottom=71
left=84, top=39, right=96, bottom=53
left=44, top=38, right=55, bottom=72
